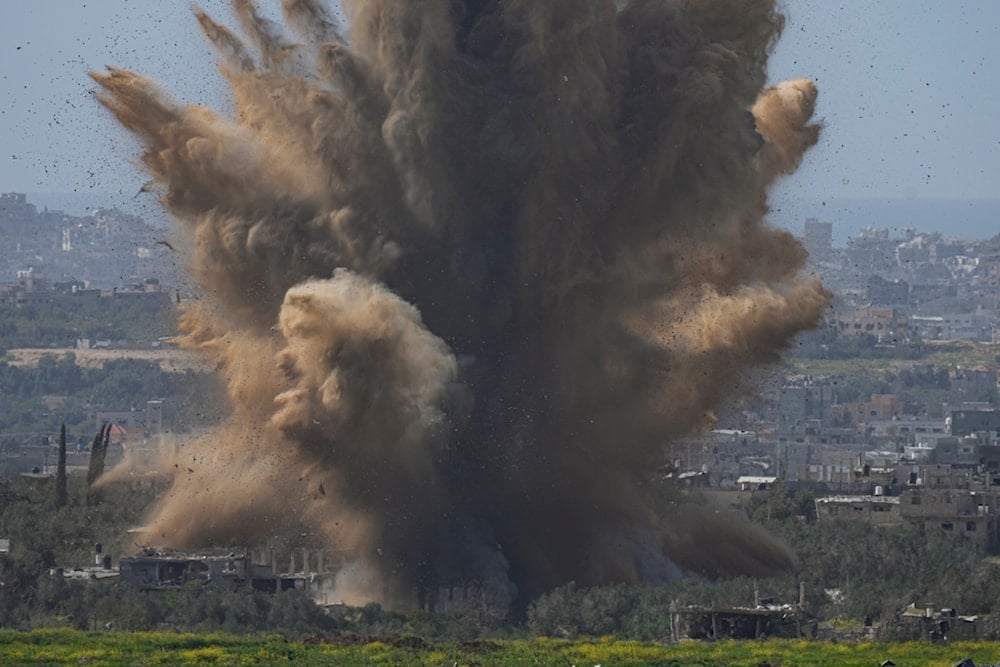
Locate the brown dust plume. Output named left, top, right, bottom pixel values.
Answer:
left=92, top=0, right=829, bottom=607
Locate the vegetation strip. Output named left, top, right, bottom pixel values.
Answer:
left=3, top=631, right=1000, bottom=666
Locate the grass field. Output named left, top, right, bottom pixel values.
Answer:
left=3, top=630, right=1000, bottom=666
left=787, top=340, right=999, bottom=378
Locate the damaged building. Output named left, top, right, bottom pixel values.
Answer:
left=119, top=547, right=329, bottom=594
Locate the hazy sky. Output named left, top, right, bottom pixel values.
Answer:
left=1, top=1, right=997, bottom=213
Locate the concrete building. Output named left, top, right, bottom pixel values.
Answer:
left=777, top=384, right=833, bottom=432
left=910, top=311, right=994, bottom=342
left=832, top=306, right=908, bottom=342
left=803, top=219, right=833, bottom=261
left=815, top=495, right=901, bottom=526
left=119, top=547, right=328, bottom=594
left=899, top=488, right=997, bottom=545
left=951, top=410, right=1000, bottom=437
left=866, top=275, right=909, bottom=306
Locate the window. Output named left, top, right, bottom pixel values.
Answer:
left=911, top=496, right=921, bottom=505
left=966, top=522, right=977, bottom=532
left=942, top=523, right=953, bottom=531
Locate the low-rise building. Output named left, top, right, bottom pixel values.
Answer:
left=736, top=476, right=777, bottom=492
left=119, top=548, right=327, bottom=594
left=899, top=488, right=997, bottom=545
left=815, top=495, right=901, bottom=525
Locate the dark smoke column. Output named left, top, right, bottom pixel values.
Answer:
left=93, top=0, right=829, bottom=607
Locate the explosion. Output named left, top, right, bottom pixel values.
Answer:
left=93, top=0, right=829, bottom=607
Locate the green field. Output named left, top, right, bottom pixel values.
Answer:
left=787, top=340, right=999, bottom=378
left=3, top=630, right=1000, bottom=666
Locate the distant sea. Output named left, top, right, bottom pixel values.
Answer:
left=19, top=192, right=1000, bottom=246
left=769, top=196, right=999, bottom=246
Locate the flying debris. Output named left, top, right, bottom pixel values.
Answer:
left=134, top=179, right=157, bottom=197
left=92, top=0, right=829, bottom=609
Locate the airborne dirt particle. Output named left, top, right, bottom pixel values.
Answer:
left=92, top=0, right=829, bottom=608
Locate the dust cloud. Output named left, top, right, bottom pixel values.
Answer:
left=92, top=0, right=829, bottom=607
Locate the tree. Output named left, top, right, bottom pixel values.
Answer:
left=86, top=423, right=110, bottom=506
left=55, top=424, right=68, bottom=508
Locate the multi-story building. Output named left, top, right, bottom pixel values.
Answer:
left=803, top=219, right=833, bottom=261
left=832, top=306, right=908, bottom=342
left=898, top=487, right=997, bottom=545
left=777, top=383, right=833, bottom=432
left=950, top=409, right=1000, bottom=437
left=866, top=275, right=909, bottom=306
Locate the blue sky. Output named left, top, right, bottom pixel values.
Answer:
left=1, top=1, right=997, bottom=219
left=768, top=0, right=999, bottom=204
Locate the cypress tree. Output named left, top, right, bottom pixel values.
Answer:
left=86, top=422, right=110, bottom=505
left=55, top=423, right=68, bottom=508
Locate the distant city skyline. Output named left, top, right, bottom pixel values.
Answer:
left=1, top=1, right=997, bottom=229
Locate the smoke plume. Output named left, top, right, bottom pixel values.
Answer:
left=93, top=0, right=829, bottom=606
